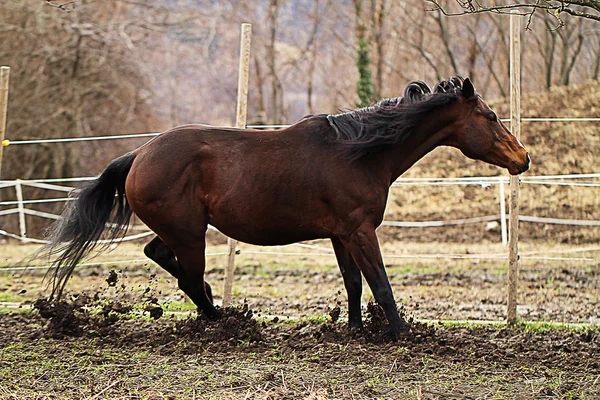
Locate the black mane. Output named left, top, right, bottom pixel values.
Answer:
left=326, top=76, right=467, bottom=161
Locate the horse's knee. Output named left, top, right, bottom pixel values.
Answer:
left=144, top=237, right=171, bottom=263
left=143, top=241, right=156, bottom=259
left=145, top=237, right=180, bottom=278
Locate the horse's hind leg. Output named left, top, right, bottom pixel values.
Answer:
left=144, top=235, right=213, bottom=303
left=144, top=236, right=179, bottom=277
left=173, top=238, right=219, bottom=319
left=331, top=237, right=363, bottom=331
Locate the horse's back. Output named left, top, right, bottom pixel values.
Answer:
left=125, top=117, right=389, bottom=246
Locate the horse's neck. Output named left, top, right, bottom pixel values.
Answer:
left=384, top=110, right=456, bottom=184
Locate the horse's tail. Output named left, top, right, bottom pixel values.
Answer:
left=40, top=152, right=136, bottom=300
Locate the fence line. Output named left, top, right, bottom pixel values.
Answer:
left=0, top=253, right=229, bottom=272
left=1, top=173, right=599, bottom=244
left=3, top=132, right=160, bottom=146
left=1, top=212, right=599, bottom=244
left=2, top=246, right=597, bottom=272
left=2, top=172, right=598, bottom=186
left=0, top=227, right=155, bottom=244
left=2, top=117, right=600, bottom=147
left=1, top=197, right=74, bottom=206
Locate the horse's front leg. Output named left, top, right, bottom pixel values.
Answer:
left=340, top=224, right=407, bottom=340
left=331, top=237, right=363, bottom=332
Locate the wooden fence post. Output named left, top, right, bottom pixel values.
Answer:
left=0, top=66, right=10, bottom=179
left=507, top=11, right=521, bottom=324
left=223, top=23, right=252, bottom=307
left=499, top=181, right=507, bottom=246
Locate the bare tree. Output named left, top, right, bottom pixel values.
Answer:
left=370, top=0, right=388, bottom=98
left=1, top=1, right=158, bottom=180
left=267, top=0, right=285, bottom=124
left=388, top=4, right=444, bottom=82
left=591, top=31, right=600, bottom=79
left=432, top=10, right=460, bottom=74
left=305, top=0, right=323, bottom=114
left=428, top=0, right=600, bottom=27
left=557, top=18, right=585, bottom=85
left=530, top=13, right=559, bottom=88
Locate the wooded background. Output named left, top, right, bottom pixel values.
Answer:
left=1, top=0, right=598, bottom=179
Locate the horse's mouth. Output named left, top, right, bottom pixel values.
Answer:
left=509, top=154, right=530, bottom=175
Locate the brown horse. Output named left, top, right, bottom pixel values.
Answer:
left=40, top=77, right=529, bottom=340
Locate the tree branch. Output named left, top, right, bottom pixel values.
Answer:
left=426, top=0, right=600, bottom=25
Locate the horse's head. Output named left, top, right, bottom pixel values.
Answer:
left=444, top=78, right=530, bottom=175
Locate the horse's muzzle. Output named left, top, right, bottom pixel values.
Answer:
left=512, top=153, right=530, bottom=175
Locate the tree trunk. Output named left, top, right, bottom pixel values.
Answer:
left=267, top=0, right=283, bottom=124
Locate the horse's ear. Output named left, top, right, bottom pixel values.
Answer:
left=462, top=78, right=476, bottom=99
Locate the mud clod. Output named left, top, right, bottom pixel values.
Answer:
left=145, top=305, right=164, bottom=320
left=328, top=306, right=341, bottom=323
left=174, top=304, right=262, bottom=344
left=362, top=302, right=398, bottom=342
left=33, top=299, right=87, bottom=338
left=106, top=270, right=118, bottom=287
left=101, top=301, right=132, bottom=317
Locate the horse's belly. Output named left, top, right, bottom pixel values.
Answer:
left=209, top=219, right=330, bottom=246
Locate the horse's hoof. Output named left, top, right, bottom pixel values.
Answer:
left=208, top=308, right=221, bottom=320
left=390, top=325, right=410, bottom=341
left=197, top=307, right=221, bottom=321
left=348, top=325, right=364, bottom=336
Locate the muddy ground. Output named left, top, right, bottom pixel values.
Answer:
left=1, top=298, right=599, bottom=399
left=3, top=240, right=600, bottom=323
left=1, top=241, right=600, bottom=399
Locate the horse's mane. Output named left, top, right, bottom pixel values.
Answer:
left=326, top=76, right=467, bottom=161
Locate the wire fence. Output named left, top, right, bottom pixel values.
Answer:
left=0, top=116, right=599, bottom=274
left=1, top=171, right=599, bottom=269
left=2, top=242, right=598, bottom=272
left=2, top=117, right=600, bottom=147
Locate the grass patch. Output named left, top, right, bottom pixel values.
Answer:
left=437, top=318, right=599, bottom=332
left=0, top=305, right=33, bottom=314
left=161, top=300, right=197, bottom=313
left=517, top=319, right=599, bottom=333
left=0, top=291, right=28, bottom=303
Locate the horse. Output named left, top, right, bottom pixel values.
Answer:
left=38, top=77, right=529, bottom=340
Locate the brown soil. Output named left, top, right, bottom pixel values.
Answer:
left=1, top=296, right=599, bottom=399
left=30, top=293, right=408, bottom=346
left=2, top=241, right=599, bottom=398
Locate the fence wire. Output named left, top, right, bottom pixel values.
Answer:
left=2, top=117, right=600, bottom=146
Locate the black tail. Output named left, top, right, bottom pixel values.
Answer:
left=40, top=152, right=136, bottom=300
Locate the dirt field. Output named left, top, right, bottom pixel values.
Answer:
left=1, top=241, right=599, bottom=399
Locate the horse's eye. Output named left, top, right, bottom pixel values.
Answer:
left=487, top=112, right=498, bottom=122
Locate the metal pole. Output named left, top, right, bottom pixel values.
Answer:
left=223, top=23, right=252, bottom=307
left=0, top=66, right=10, bottom=179
left=507, top=11, right=521, bottom=324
